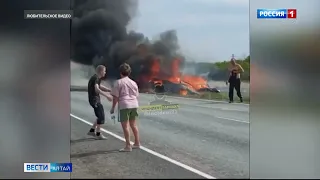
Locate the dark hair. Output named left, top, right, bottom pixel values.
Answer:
left=119, top=63, right=131, bottom=76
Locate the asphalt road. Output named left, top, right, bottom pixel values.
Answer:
left=71, top=92, right=249, bottom=179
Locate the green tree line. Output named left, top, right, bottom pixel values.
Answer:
left=195, top=56, right=250, bottom=81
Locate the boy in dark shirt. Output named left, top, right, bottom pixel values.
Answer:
left=87, top=65, right=112, bottom=139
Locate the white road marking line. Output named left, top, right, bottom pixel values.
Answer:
left=220, top=108, right=249, bottom=112
left=70, top=114, right=216, bottom=179
left=215, top=116, right=250, bottom=124
left=179, top=104, right=249, bottom=112
left=141, top=93, right=249, bottom=106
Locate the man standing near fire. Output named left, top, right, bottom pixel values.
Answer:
left=87, top=65, right=113, bottom=139
left=226, top=55, right=244, bottom=103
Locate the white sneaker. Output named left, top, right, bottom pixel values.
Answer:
left=87, top=131, right=96, bottom=137
left=95, top=134, right=107, bottom=140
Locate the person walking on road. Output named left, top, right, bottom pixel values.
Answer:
left=226, top=56, right=244, bottom=103
left=87, top=65, right=113, bottom=139
left=110, top=63, right=141, bottom=152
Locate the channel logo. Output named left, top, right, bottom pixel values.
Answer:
left=24, top=163, right=72, bottom=172
left=257, top=9, right=297, bottom=19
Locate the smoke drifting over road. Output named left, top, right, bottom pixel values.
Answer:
left=71, top=0, right=185, bottom=79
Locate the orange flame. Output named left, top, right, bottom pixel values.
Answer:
left=181, top=75, right=209, bottom=91
left=180, top=89, right=188, bottom=96
left=171, top=58, right=181, bottom=77
left=150, top=58, right=160, bottom=77
left=139, top=57, right=208, bottom=95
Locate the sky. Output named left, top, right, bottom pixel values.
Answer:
left=129, top=0, right=249, bottom=62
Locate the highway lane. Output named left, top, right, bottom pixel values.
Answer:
left=71, top=116, right=205, bottom=179
left=71, top=92, right=249, bottom=179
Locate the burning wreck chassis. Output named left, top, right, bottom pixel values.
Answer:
left=138, top=78, right=221, bottom=96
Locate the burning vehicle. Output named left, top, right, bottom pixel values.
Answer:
left=134, top=52, right=220, bottom=96
left=145, top=75, right=221, bottom=96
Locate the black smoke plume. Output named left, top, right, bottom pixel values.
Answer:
left=71, top=0, right=185, bottom=79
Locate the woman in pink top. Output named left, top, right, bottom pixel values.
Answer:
left=110, top=63, right=141, bottom=152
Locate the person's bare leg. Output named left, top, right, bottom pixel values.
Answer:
left=129, top=120, right=140, bottom=147
left=96, top=123, right=100, bottom=133
left=91, top=120, right=97, bottom=130
left=96, top=123, right=101, bottom=136
left=95, top=104, right=107, bottom=139
left=121, top=121, right=131, bottom=149
left=95, top=123, right=107, bottom=139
